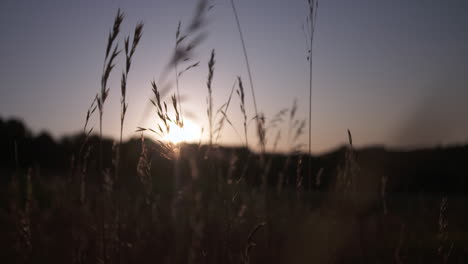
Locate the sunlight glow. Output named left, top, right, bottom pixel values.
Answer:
left=163, top=119, right=201, bottom=144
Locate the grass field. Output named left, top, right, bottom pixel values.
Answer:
left=0, top=0, right=467, bottom=263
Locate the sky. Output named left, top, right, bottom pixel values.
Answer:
left=0, top=0, right=467, bottom=153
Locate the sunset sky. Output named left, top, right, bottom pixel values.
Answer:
left=1, top=0, right=467, bottom=153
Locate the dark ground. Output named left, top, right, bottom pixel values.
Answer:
left=1, top=117, right=467, bottom=263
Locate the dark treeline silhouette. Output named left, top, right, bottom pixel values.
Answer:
left=1, top=117, right=467, bottom=196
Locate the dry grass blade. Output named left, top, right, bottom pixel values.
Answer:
left=187, top=0, right=210, bottom=32
left=178, top=61, right=200, bottom=78
left=268, top=108, right=288, bottom=130
left=79, top=95, right=98, bottom=156
left=118, top=22, right=144, bottom=182
left=286, top=99, right=298, bottom=145
left=242, top=222, right=266, bottom=264
left=130, top=23, right=143, bottom=57
left=84, top=95, right=98, bottom=134
left=150, top=80, right=171, bottom=134
left=305, top=0, right=319, bottom=190
left=101, top=45, right=120, bottom=106
left=171, top=94, right=182, bottom=127
left=230, top=0, right=259, bottom=123
left=206, top=49, right=215, bottom=145
left=293, top=120, right=306, bottom=143
left=167, top=0, right=210, bottom=69
left=290, top=99, right=298, bottom=123
left=121, top=22, right=144, bottom=95
left=219, top=110, right=243, bottom=142
left=140, top=0, right=211, bottom=127
left=105, top=9, right=124, bottom=59
left=136, top=133, right=153, bottom=203
left=340, top=129, right=359, bottom=196
left=173, top=21, right=184, bottom=129
left=347, top=128, right=353, bottom=147
left=237, top=76, right=248, bottom=147
left=97, top=9, right=124, bottom=175
left=257, top=114, right=266, bottom=149
left=214, top=79, right=236, bottom=143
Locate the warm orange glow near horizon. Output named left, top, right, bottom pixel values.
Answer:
left=162, top=119, right=201, bottom=144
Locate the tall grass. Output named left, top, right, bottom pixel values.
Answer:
left=237, top=77, right=248, bottom=147
left=98, top=9, right=123, bottom=173
left=305, top=0, right=319, bottom=191
left=1, top=1, right=465, bottom=264
left=229, top=0, right=261, bottom=152
left=207, top=49, right=216, bottom=146
left=118, top=22, right=143, bottom=182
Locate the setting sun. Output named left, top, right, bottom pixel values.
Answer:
left=163, top=119, right=201, bottom=144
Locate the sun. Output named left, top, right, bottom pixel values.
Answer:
left=163, top=119, right=201, bottom=144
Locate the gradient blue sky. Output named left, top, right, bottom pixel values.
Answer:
left=1, top=0, right=467, bottom=153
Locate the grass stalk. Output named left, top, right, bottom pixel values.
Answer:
left=306, top=0, right=318, bottom=189
left=214, top=78, right=237, bottom=144
left=118, top=22, right=143, bottom=179
left=174, top=21, right=184, bottom=128
left=229, top=0, right=261, bottom=148
left=98, top=9, right=124, bottom=174
left=207, top=49, right=216, bottom=146
left=237, top=77, right=249, bottom=148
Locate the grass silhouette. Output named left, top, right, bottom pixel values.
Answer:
left=0, top=1, right=467, bottom=263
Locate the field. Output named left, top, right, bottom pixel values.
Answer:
left=0, top=0, right=467, bottom=263
left=1, top=120, right=468, bottom=263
